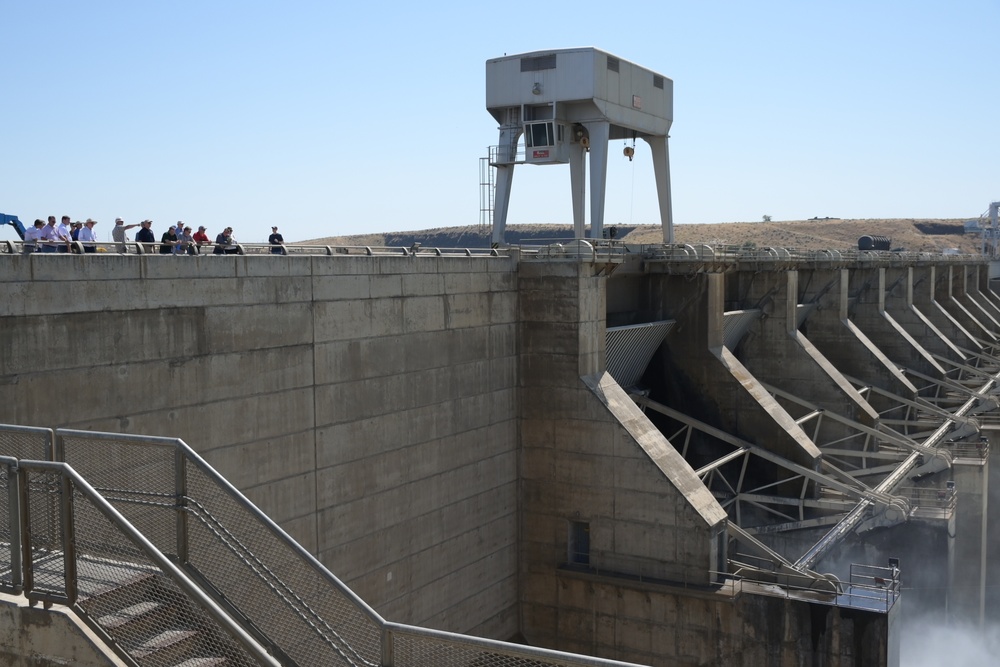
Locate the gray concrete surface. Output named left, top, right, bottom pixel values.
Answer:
left=11, top=251, right=990, bottom=666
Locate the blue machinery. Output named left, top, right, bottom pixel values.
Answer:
left=1, top=213, right=26, bottom=240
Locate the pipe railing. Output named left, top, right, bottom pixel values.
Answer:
left=5, top=456, right=280, bottom=667
left=1, top=240, right=507, bottom=258
left=0, top=425, right=645, bottom=667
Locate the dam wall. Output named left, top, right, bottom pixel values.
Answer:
left=0, top=252, right=521, bottom=638
left=6, top=247, right=994, bottom=665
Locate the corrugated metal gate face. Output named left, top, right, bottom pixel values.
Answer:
left=605, top=320, right=675, bottom=389
left=722, top=309, right=763, bottom=350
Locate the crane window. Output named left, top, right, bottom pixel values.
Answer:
left=526, top=121, right=554, bottom=148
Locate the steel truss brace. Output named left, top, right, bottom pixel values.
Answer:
left=631, top=394, right=901, bottom=507
left=760, top=382, right=943, bottom=463
left=926, top=351, right=997, bottom=381
left=840, top=374, right=977, bottom=425
left=899, top=366, right=1000, bottom=418
left=795, top=365, right=1000, bottom=570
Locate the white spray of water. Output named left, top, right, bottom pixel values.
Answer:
left=901, top=619, right=1000, bottom=667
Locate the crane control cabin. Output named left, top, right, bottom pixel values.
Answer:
left=485, top=47, right=675, bottom=245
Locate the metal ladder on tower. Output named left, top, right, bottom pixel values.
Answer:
left=479, top=153, right=496, bottom=236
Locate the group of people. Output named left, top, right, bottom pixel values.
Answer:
left=135, top=220, right=231, bottom=255
left=22, top=216, right=287, bottom=255
left=22, top=215, right=100, bottom=253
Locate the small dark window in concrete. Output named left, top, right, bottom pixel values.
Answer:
left=568, top=520, right=590, bottom=565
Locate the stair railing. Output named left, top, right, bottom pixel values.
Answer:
left=56, top=428, right=386, bottom=667
left=3, top=456, right=281, bottom=667
left=1, top=425, right=647, bottom=667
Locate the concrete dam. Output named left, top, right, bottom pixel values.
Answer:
left=1, top=241, right=998, bottom=666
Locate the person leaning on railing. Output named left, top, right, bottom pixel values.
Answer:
left=213, top=227, right=239, bottom=255
left=160, top=225, right=178, bottom=255
left=39, top=217, right=61, bottom=252
left=22, top=219, right=44, bottom=254
left=176, top=225, right=195, bottom=255
left=192, top=226, right=210, bottom=254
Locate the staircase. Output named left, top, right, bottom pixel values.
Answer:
left=38, top=553, right=255, bottom=667
left=0, top=424, right=647, bottom=667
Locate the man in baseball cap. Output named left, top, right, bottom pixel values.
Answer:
left=268, top=225, right=285, bottom=255
left=112, top=217, right=140, bottom=253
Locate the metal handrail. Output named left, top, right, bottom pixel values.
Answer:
left=3, top=237, right=991, bottom=267
left=55, top=429, right=384, bottom=666
left=45, top=427, right=643, bottom=667
left=182, top=495, right=374, bottom=666
left=2, top=240, right=508, bottom=258
left=12, top=458, right=281, bottom=667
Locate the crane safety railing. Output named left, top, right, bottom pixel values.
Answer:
left=0, top=424, right=646, bottom=667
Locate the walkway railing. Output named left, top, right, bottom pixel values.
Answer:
left=1, top=240, right=506, bottom=257
left=0, top=425, right=645, bottom=667
left=2, top=237, right=990, bottom=267
left=570, top=550, right=900, bottom=614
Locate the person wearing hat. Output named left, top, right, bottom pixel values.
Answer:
left=192, top=225, right=210, bottom=254
left=268, top=225, right=285, bottom=255
left=135, top=219, right=156, bottom=252
left=77, top=218, right=99, bottom=253
left=112, top=217, right=140, bottom=253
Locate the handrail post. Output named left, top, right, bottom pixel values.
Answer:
left=175, top=447, right=189, bottom=563
left=381, top=625, right=394, bottom=667
left=60, top=473, right=77, bottom=605
left=16, top=467, right=32, bottom=595
left=5, top=460, right=22, bottom=594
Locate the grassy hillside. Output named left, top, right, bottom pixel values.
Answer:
left=305, top=217, right=986, bottom=254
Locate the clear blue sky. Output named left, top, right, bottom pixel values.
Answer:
left=2, top=1, right=998, bottom=244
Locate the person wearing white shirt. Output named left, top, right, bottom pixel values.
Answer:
left=39, top=217, right=60, bottom=253
left=78, top=219, right=99, bottom=253
left=22, top=219, right=44, bottom=254
left=56, top=215, right=72, bottom=253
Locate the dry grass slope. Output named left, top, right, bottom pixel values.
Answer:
left=306, top=218, right=985, bottom=254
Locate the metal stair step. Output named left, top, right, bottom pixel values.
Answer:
left=77, top=570, right=158, bottom=619
left=171, top=658, right=228, bottom=667
left=97, top=601, right=163, bottom=629
left=132, top=629, right=198, bottom=659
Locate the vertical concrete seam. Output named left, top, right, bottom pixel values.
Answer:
left=310, top=257, right=321, bottom=559
left=514, top=257, right=526, bottom=636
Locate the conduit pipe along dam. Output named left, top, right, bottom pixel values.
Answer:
left=0, top=241, right=999, bottom=667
